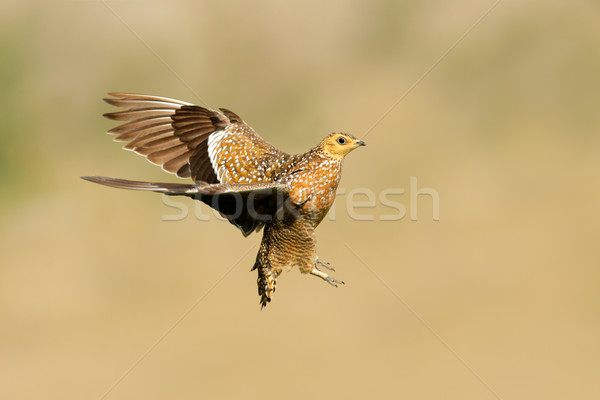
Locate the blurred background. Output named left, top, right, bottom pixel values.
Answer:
left=1, top=0, right=599, bottom=399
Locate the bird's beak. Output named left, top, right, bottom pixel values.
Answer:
left=356, top=141, right=366, bottom=147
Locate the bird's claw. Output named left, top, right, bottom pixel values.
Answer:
left=315, top=258, right=335, bottom=272
left=323, top=275, right=345, bottom=287
left=309, top=268, right=344, bottom=287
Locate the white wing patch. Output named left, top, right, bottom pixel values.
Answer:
left=207, top=130, right=227, bottom=182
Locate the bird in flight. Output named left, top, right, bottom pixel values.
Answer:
left=83, top=93, right=365, bottom=308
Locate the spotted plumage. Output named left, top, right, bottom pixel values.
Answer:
left=83, top=93, right=365, bottom=308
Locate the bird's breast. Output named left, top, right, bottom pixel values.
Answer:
left=287, top=156, right=342, bottom=219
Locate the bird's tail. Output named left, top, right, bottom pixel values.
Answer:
left=81, top=176, right=196, bottom=195
left=252, top=257, right=280, bottom=310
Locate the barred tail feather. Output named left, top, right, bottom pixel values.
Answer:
left=253, top=258, right=278, bottom=310
left=81, top=176, right=195, bottom=195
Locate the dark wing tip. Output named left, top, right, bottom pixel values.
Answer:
left=103, top=92, right=133, bottom=107
left=104, top=92, right=123, bottom=102
left=102, top=112, right=118, bottom=120
left=106, top=92, right=130, bottom=98
left=218, top=108, right=243, bottom=123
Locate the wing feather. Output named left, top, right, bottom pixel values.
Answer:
left=103, top=93, right=289, bottom=185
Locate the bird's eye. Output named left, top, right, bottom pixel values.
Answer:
left=336, top=137, right=347, bottom=145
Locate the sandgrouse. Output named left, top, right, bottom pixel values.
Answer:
left=83, top=93, right=365, bottom=308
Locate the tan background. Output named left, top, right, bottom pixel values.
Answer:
left=1, top=1, right=599, bottom=399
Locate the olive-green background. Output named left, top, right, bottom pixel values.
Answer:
left=1, top=1, right=599, bottom=399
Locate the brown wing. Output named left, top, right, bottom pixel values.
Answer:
left=81, top=176, right=296, bottom=236
left=103, top=93, right=289, bottom=185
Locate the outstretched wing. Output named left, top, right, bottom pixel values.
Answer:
left=104, top=93, right=289, bottom=184
left=81, top=176, right=295, bottom=236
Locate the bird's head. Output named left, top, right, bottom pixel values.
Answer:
left=319, top=133, right=366, bottom=159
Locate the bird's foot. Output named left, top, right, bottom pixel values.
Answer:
left=315, top=257, right=335, bottom=272
left=309, top=268, right=345, bottom=287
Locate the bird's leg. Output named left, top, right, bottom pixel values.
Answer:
left=308, top=268, right=345, bottom=287
left=315, top=257, right=335, bottom=271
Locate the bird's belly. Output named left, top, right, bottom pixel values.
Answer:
left=262, top=219, right=317, bottom=273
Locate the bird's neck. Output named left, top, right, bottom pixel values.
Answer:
left=312, top=145, right=344, bottom=161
